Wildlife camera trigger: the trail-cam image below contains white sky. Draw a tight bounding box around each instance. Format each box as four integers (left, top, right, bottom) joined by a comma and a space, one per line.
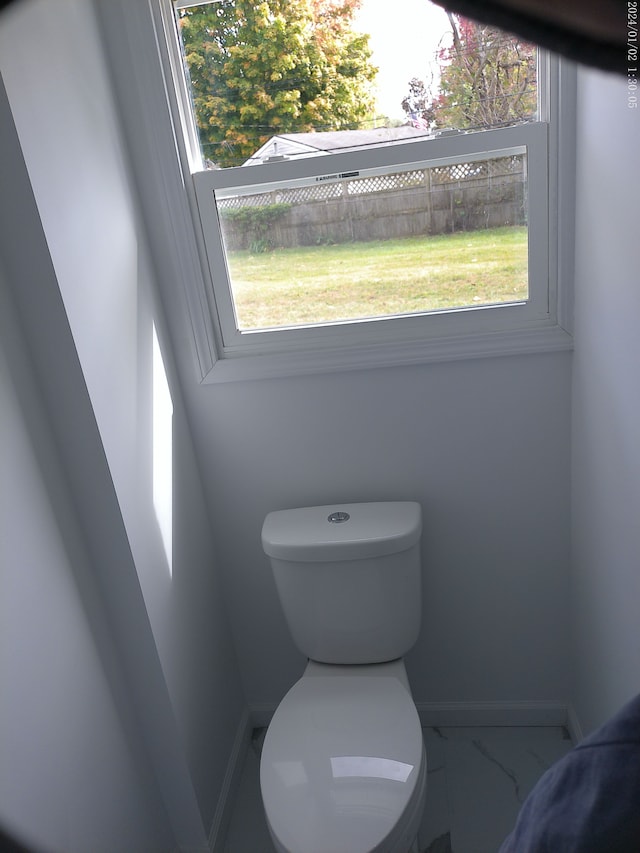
354, 0, 451, 121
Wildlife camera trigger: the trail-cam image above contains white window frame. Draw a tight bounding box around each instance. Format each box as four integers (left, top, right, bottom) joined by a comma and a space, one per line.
194, 127, 547, 356
107, 1, 575, 383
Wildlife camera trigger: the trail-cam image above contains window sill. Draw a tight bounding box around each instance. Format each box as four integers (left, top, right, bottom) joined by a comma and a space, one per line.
200, 322, 573, 383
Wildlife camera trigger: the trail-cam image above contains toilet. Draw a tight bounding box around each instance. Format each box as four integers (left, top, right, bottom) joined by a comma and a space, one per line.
260, 501, 426, 853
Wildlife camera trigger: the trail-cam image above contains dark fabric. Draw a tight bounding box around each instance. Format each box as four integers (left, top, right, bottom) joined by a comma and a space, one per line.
0, 826, 40, 853
433, 0, 628, 75
0, 0, 631, 75
500, 693, 640, 853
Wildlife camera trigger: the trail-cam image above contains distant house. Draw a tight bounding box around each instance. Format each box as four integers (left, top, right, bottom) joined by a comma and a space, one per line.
243, 126, 433, 165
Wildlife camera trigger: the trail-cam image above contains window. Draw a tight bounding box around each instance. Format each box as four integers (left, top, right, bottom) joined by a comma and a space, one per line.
215, 150, 530, 332
156, 1, 573, 379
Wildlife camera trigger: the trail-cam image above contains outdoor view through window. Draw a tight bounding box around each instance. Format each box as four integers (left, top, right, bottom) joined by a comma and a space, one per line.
175, 0, 538, 334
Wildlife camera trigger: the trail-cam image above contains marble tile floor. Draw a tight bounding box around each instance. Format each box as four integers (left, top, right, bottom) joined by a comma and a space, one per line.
223, 724, 573, 853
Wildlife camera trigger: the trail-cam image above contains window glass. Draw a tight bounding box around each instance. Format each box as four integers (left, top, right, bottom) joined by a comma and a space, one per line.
174, 0, 538, 169
216, 150, 529, 331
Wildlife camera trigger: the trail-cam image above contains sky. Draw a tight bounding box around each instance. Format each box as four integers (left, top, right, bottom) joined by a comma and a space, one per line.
353, 0, 451, 121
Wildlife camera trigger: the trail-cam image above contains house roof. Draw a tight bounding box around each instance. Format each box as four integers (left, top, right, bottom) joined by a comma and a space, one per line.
244, 126, 432, 165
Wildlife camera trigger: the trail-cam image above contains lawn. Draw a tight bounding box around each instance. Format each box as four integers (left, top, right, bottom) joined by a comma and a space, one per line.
226, 226, 528, 330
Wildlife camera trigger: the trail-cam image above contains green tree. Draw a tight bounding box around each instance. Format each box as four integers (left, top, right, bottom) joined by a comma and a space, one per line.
179, 0, 377, 167
433, 13, 537, 129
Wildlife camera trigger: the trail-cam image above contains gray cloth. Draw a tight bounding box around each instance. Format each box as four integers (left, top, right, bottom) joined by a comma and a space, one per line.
500, 693, 640, 852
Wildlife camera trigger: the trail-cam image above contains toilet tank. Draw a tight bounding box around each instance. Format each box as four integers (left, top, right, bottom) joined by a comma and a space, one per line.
261, 502, 422, 664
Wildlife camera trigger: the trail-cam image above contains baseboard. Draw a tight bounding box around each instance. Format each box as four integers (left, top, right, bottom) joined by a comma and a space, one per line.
251, 699, 569, 730
208, 707, 252, 853
416, 700, 569, 728
566, 703, 585, 744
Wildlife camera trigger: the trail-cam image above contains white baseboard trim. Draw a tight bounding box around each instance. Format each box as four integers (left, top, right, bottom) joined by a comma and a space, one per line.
250, 700, 569, 731
208, 707, 252, 853
416, 700, 568, 728
566, 703, 585, 744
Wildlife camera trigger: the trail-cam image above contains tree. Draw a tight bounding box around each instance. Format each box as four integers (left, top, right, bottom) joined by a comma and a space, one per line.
434, 14, 537, 129
179, 0, 377, 167
401, 14, 536, 132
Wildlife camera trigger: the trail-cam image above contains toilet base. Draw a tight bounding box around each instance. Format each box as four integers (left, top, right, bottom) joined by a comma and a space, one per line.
261, 660, 427, 853
263, 721, 427, 853
266, 827, 422, 853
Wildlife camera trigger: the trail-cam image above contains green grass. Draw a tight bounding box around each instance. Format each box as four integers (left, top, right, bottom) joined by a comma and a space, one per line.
227, 226, 528, 330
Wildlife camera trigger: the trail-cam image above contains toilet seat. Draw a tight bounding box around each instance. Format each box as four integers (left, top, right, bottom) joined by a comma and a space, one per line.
260, 674, 426, 853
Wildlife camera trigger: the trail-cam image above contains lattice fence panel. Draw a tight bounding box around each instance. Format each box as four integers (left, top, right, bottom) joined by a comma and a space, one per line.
488, 154, 523, 176
432, 161, 487, 183
346, 169, 425, 195
217, 154, 525, 210
277, 182, 343, 204
218, 193, 270, 210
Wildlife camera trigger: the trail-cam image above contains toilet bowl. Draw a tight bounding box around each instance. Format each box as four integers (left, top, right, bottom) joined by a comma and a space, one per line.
260, 660, 426, 853
260, 502, 425, 853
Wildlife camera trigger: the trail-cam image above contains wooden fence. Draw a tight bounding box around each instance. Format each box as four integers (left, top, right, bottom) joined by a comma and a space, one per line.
219, 154, 526, 251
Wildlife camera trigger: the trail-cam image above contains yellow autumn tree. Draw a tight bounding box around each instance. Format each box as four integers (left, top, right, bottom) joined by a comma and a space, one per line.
179, 0, 377, 167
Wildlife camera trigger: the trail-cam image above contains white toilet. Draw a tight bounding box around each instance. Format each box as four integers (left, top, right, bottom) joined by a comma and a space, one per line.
260, 501, 426, 853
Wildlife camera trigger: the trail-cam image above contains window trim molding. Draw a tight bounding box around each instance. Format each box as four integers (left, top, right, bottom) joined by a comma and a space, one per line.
93, 0, 218, 380
99, 0, 575, 384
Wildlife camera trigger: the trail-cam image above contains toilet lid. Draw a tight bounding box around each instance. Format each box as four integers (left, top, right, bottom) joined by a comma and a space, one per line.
260, 676, 424, 853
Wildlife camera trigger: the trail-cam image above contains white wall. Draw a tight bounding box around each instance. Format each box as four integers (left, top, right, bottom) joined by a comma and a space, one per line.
189, 351, 572, 712
570, 67, 640, 736
0, 0, 245, 843
68, 0, 573, 724
0, 268, 171, 852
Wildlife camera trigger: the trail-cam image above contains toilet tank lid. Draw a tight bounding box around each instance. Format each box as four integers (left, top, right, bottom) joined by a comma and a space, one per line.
262, 501, 421, 562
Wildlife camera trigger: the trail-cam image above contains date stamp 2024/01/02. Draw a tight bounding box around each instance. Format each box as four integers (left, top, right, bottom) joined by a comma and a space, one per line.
630, 1, 639, 108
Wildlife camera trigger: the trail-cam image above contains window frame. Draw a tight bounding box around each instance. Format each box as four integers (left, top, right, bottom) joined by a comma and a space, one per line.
126, 1, 575, 382
194, 125, 548, 355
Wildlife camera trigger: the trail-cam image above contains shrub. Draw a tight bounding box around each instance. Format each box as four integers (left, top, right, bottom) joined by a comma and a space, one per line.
219, 203, 292, 252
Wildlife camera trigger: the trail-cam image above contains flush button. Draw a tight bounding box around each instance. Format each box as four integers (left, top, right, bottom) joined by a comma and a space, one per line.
328, 511, 350, 523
